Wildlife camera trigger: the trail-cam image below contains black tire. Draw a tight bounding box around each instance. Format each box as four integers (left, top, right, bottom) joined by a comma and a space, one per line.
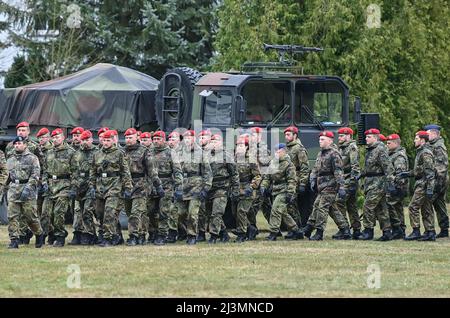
155, 67, 203, 132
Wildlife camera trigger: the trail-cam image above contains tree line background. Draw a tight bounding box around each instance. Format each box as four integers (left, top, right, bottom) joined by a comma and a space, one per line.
0, 0, 449, 158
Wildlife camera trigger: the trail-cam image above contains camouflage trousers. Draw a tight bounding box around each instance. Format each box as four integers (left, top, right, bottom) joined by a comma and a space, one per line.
80, 197, 96, 236
177, 199, 202, 237
335, 192, 361, 230
387, 194, 406, 230
287, 198, 301, 226
18, 193, 47, 236
362, 189, 391, 231
46, 196, 70, 238
72, 198, 84, 233
154, 196, 175, 237
8, 200, 43, 240
249, 194, 272, 226
142, 197, 159, 238
207, 196, 228, 236
95, 196, 121, 240
235, 197, 254, 234
198, 201, 211, 234
308, 192, 349, 231
409, 185, 435, 232
124, 197, 146, 238
433, 183, 449, 230
269, 193, 299, 234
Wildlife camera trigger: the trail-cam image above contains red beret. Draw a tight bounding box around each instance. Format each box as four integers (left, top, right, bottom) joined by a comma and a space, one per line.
168, 131, 180, 139
237, 136, 249, 145
110, 130, 118, 136
140, 132, 152, 139
387, 134, 400, 140
51, 128, 63, 137
364, 128, 380, 135
71, 127, 84, 135
250, 127, 263, 134
80, 130, 92, 140
102, 130, 114, 139
183, 130, 196, 137
137, 131, 142, 136
198, 129, 211, 137
416, 131, 429, 138
210, 134, 223, 141
36, 127, 50, 137
152, 130, 166, 139
337, 127, 354, 135
16, 121, 30, 129
319, 131, 334, 138
284, 126, 298, 134
379, 134, 387, 141
124, 128, 137, 136
98, 127, 109, 136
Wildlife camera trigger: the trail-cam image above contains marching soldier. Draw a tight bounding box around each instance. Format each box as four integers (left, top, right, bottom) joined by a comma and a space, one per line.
176, 130, 213, 245
302, 131, 350, 241
89, 129, 133, 247
151, 130, 183, 245
400, 131, 437, 241
0, 149, 7, 209
386, 134, 409, 239
424, 124, 449, 238
42, 128, 76, 247
5, 136, 44, 249
234, 135, 261, 243
197, 129, 213, 242
358, 128, 395, 241
260, 143, 303, 241
206, 134, 240, 243
335, 127, 361, 239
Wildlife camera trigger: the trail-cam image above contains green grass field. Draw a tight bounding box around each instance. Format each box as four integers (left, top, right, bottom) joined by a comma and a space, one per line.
1, 207, 450, 298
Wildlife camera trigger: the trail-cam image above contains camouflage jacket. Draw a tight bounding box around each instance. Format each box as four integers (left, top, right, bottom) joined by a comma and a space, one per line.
179, 144, 213, 200
338, 140, 360, 188
363, 141, 394, 192
89, 145, 133, 199
261, 154, 296, 196
208, 149, 240, 198
38, 141, 53, 174
0, 150, 7, 194
412, 144, 435, 192
249, 141, 271, 168
124, 143, 161, 199
286, 139, 310, 187
235, 151, 261, 197
310, 147, 344, 193
389, 146, 409, 191
428, 137, 449, 187
72, 144, 98, 196
5, 138, 43, 167
149, 144, 183, 194
6, 149, 40, 202
43, 142, 76, 198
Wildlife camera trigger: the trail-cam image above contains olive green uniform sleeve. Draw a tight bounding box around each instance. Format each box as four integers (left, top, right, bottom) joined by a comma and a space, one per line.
121, 152, 133, 192
296, 147, 310, 187
0, 150, 7, 186
433, 141, 448, 185
393, 154, 409, 187
201, 157, 213, 192
170, 149, 183, 190
145, 151, 162, 189
331, 151, 345, 189
286, 160, 297, 195
89, 152, 97, 190
379, 147, 394, 183
348, 143, 360, 187
423, 152, 436, 193
28, 154, 41, 189
250, 162, 262, 190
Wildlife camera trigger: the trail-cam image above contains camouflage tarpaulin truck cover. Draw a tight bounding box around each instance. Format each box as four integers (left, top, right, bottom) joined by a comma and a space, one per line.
0, 63, 159, 133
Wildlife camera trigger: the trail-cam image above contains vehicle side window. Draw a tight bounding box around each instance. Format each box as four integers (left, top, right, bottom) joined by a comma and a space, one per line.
203, 90, 233, 125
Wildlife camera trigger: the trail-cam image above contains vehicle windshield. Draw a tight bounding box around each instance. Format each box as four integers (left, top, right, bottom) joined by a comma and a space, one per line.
201, 90, 233, 125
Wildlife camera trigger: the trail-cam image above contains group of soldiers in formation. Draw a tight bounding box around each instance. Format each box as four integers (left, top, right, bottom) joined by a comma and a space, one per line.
0, 120, 448, 249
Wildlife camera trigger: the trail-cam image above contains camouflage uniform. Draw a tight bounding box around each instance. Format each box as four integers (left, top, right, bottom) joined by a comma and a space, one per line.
89, 144, 133, 242
261, 154, 299, 235
387, 146, 409, 231
206, 149, 240, 238
307, 146, 349, 232
428, 137, 449, 232
177, 143, 212, 241
408, 144, 436, 232
198, 145, 212, 237
72, 144, 97, 238
361, 141, 394, 232
0, 150, 8, 204
6, 149, 43, 240
285, 138, 310, 226
37, 141, 53, 236
69, 141, 83, 235
335, 140, 361, 231
151, 144, 183, 239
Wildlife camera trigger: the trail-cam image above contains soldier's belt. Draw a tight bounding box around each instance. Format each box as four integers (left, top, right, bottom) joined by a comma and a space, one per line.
12, 179, 29, 184
184, 172, 200, 178
131, 172, 146, 179
50, 174, 71, 180
213, 176, 229, 182
365, 172, 384, 177
97, 172, 120, 178
158, 172, 172, 179
318, 171, 333, 176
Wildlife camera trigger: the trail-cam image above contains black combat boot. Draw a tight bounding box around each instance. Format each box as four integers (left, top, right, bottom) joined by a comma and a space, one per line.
418, 230, 436, 241
404, 228, 421, 241
208, 233, 218, 244
68, 231, 82, 245
80, 233, 93, 245
293, 229, 304, 240
301, 224, 314, 238
391, 227, 405, 240
98, 238, 113, 247
436, 228, 449, 238
376, 229, 393, 241
309, 229, 324, 241
352, 229, 362, 240
8, 239, 19, 249
246, 225, 259, 240
265, 232, 278, 241
196, 231, 206, 242
276, 230, 283, 237
235, 233, 247, 243
285, 231, 297, 240
147, 232, 156, 244
126, 235, 138, 246
53, 236, 65, 247
219, 229, 230, 243
153, 235, 166, 246
35, 234, 44, 248
332, 227, 351, 240
112, 234, 124, 246
186, 235, 197, 245
358, 228, 374, 240
20, 229, 33, 245
166, 230, 178, 243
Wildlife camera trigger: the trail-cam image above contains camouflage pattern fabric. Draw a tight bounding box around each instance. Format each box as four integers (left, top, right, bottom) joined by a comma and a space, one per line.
95, 197, 121, 240
176, 199, 202, 237
36, 141, 53, 234
387, 146, 409, 229
0, 150, 7, 197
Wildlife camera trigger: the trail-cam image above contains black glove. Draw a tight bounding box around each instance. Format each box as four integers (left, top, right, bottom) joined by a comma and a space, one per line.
123, 190, 132, 199
231, 192, 240, 202
297, 185, 306, 194
174, 189, 183, 201
39, 183, 49, 195
397, 171, 410, 179
285, 193, 296, 205
199, 189, 208, 201
87, 187, 96, 199
310, 182, 317, 193
68, 188, 77, 200
426, 188, 434, 200
387, 183, 397, 196
348, 184, 357, 196
337, 188, 346, 201
156, 185, 165, 198
19, 185, 32, 201
260, 187, 267, 197
244, 186, 253, 197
